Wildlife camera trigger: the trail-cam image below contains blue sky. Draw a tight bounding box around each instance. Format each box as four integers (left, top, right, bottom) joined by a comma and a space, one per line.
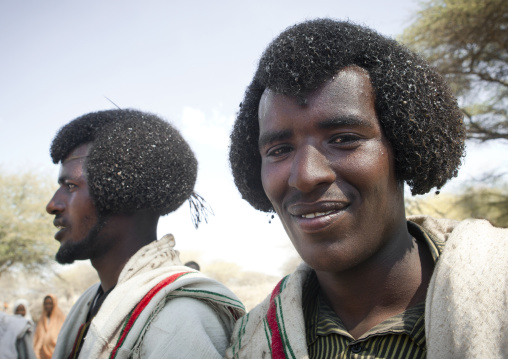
1, 0, 505, 275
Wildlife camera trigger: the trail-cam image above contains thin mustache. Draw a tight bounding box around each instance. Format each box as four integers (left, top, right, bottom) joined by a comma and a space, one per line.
53, 216, 67, 228
284, 190, 349, 208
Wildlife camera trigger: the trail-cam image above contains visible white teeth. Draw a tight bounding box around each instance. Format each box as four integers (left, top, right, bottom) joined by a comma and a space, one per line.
301, 210, 333, 219
56, 226, 65, 229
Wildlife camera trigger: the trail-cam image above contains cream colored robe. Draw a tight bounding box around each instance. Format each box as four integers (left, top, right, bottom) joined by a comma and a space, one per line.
53, 235, 244, 359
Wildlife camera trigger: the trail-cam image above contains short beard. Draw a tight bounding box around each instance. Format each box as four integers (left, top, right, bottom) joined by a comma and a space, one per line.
55, 215, 108, 265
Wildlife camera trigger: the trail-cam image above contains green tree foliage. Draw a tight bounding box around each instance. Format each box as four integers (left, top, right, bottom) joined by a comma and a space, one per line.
0, 170, 58, 275
401, 0, 508, 141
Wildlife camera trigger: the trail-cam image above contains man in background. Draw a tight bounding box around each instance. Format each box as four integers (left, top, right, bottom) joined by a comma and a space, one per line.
47, 109, 244, 358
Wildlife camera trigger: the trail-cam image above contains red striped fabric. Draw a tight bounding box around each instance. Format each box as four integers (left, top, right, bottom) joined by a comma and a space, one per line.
110, 271, 190, 358
267, 279, 285, 359
69, 322, 89, 359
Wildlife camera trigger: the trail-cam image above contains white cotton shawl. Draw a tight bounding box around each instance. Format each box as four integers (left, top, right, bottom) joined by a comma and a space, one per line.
53, 234, 244, 359
420, 216, 508, 358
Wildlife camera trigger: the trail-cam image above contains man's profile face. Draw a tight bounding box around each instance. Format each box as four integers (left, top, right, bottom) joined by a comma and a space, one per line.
258, 66, 405, 273
46, 143, 104, 264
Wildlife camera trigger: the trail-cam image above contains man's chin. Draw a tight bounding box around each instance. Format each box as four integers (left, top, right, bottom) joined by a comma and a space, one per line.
55, 248, 77, 264
55, 217, 107, 265
55, 243, 86, 264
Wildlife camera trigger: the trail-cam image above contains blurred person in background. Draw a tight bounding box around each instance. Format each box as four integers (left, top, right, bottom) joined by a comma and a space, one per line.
33, 294, 65, 359
0, 311, 36, 359
184, 261, 200, 271
13, 299, 34, 327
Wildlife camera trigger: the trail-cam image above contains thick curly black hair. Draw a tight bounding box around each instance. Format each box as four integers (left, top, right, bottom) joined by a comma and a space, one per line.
50, 109, 198, 216
229, 19, 465, 212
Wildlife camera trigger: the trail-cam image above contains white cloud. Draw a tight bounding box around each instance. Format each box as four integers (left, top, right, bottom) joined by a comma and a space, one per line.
180, 106, 233, 151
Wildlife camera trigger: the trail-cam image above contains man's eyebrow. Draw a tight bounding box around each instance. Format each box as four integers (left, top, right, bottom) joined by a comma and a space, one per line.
57, 176, 67, 185
58, 173, 80, 184
62, 154, 88, 164
318, 116, 374, 129
258, 129, 293, 149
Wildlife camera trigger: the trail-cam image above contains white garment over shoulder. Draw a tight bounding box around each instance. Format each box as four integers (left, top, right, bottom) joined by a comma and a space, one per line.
53, 235, 244, 359
138, 297, 232, 359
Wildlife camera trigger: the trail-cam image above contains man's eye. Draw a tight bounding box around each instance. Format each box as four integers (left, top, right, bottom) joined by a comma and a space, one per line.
267, 146, 291, 157
332, 134, 360, 144
66, 183, 77, 190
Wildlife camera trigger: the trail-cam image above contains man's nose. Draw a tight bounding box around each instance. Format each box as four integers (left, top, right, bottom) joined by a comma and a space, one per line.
288, 145, 336, 193
46, 190, 64, 215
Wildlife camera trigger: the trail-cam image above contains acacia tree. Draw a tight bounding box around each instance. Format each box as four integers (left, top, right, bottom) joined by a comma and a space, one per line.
401, 0, 508, 141
0, 170, 58, 275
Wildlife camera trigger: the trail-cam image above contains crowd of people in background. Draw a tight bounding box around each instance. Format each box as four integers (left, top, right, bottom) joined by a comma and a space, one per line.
0, 295, 65, 359
0, 259, 202, 359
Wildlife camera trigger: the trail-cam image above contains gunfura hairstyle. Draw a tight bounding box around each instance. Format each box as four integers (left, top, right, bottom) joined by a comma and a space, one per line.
50, 109, 205, 222
229, 19, 466, 212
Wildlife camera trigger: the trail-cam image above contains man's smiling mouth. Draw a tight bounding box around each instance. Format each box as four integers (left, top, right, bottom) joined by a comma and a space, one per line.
300, 210, 335, 219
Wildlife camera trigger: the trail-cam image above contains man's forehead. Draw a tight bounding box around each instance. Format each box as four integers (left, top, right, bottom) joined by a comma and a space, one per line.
259, 66, 372, 113
258, 67, 374, 119
62, 143, 92, 164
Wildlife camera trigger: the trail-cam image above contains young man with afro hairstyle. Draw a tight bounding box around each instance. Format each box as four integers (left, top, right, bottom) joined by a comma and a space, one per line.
46, 109, 244, 359
226, 19, 508, 358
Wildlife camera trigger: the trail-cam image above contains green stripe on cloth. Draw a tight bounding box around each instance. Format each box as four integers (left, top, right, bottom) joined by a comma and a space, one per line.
174, 288, 245, 309
263, 317, 273, 357
275, 295, 296, 359
232, 312, 250, 358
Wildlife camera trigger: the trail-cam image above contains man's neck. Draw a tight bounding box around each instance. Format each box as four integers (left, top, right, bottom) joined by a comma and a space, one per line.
315, 223, 434, 339
91, 213, 159, 292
